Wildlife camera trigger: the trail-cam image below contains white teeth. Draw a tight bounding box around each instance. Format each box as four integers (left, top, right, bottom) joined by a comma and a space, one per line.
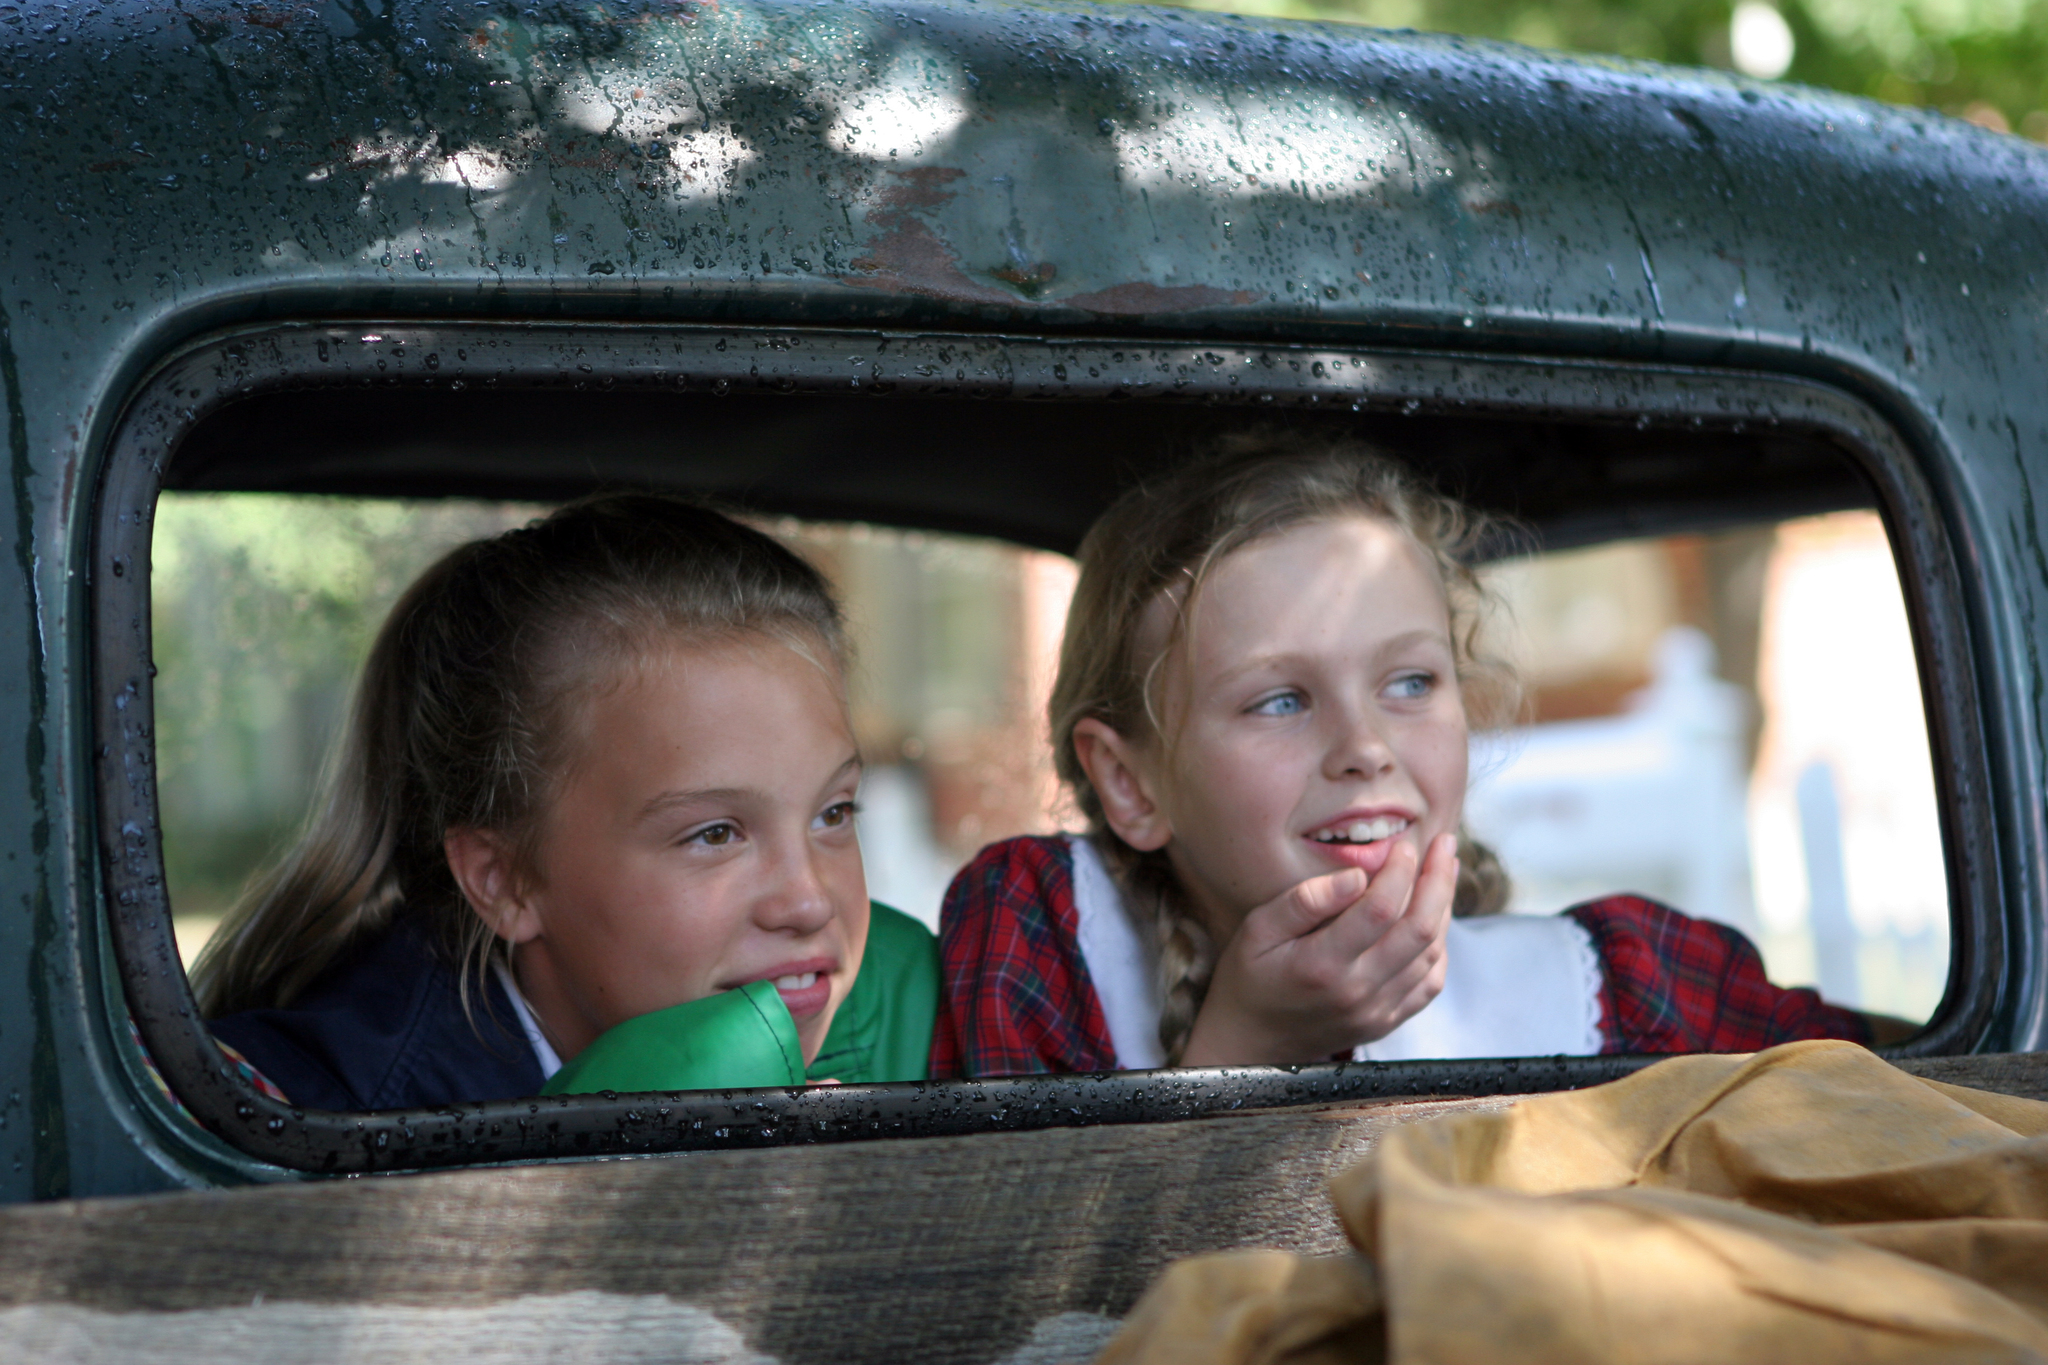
774, 972, 818, 991
1312, 816, 1410, 844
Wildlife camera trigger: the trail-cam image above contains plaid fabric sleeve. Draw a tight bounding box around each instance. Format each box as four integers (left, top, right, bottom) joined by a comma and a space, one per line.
129, 1016, 292, 1116
1567, 896, 1874, 1054
928, 836, 1118, 1079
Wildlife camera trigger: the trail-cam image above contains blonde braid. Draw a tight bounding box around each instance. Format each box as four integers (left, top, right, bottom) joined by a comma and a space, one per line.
1093, 838, 1215, 1064
1456, 830, 1511, 917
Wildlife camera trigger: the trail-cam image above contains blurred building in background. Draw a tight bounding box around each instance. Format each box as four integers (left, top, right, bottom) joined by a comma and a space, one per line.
767, 521, 1076, 930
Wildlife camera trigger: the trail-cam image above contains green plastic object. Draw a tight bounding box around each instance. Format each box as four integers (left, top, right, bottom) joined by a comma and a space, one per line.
541, 904, 937, 1096
542, 980, 804, 1096
807, 903, 940, 1086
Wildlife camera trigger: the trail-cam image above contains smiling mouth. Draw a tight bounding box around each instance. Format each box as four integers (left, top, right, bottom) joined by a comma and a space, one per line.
747, 963, 836, 1022
1310, 815, 1412, 845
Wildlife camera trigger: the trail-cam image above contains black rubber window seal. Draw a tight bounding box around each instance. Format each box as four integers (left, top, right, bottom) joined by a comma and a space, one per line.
92, 321, 2001, 1174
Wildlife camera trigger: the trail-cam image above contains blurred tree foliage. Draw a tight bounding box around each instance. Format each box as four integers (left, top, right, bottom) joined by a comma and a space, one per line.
153, 497, 542, 920
1136, 0, 2048, 138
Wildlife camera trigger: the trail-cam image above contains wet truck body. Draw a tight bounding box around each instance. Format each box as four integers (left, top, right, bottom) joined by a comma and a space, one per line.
0, 0, 2044, 1358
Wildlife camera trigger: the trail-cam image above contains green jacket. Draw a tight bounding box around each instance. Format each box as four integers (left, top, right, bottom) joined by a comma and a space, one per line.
541, 903, 937, 1095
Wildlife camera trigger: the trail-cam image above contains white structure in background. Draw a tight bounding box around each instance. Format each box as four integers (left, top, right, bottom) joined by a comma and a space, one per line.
1746, 513, 1948, 1021
857, 765, 960, 931
1466, 626, 1760, 938
1795, 759, 1862, 1006
1468, 513, 1949, 1023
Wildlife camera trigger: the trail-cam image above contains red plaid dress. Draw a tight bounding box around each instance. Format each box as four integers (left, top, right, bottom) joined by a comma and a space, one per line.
928, 836, 1872, 1079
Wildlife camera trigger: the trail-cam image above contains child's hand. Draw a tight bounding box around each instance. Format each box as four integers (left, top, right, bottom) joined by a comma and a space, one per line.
1179, 832, 1456, 1067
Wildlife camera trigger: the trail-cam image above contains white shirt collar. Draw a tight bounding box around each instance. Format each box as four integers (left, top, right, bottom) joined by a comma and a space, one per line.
494, 961, 563, 1080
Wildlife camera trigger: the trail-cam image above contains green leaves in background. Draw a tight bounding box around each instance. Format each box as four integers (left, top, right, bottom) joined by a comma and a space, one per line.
153, 497, 542, 919
1142, 0, 2048, 136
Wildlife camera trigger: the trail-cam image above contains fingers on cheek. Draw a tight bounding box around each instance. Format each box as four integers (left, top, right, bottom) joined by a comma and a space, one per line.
1289, 882, 1331, 922
1402, 975, 1444, 1022
1395, 949, 1438, 999
1392, 949, 1441, 1015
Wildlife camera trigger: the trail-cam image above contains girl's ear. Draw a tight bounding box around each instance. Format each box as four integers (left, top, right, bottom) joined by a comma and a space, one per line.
443, 828, 543, 945
1072, 718, 1172, 852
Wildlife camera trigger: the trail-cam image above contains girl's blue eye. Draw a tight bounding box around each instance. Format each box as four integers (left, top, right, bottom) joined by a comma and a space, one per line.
1250, 691, 1306, 717
1387, 672, 1435, 700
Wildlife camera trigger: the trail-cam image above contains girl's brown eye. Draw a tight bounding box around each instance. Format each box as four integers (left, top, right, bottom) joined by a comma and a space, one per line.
697, 823, 736, 846
817, 802, 858, 829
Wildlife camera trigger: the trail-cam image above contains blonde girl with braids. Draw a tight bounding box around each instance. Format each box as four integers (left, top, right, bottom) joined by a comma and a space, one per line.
929, 438, 1877, 1077
200, 494, 937, 1109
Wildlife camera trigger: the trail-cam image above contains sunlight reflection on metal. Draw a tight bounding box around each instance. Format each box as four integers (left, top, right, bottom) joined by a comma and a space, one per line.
825, 47, 975, 161
1110, 88, 1445, 201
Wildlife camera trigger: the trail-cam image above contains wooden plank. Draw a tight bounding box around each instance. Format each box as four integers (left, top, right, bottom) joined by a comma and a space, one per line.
0, 1053, 2038, 1364
0, 1094, 1500, 1365
1892, 1050, 2048, 1100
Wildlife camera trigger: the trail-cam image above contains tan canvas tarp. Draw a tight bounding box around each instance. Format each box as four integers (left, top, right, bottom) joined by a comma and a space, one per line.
1099, 1040, 2048, 1365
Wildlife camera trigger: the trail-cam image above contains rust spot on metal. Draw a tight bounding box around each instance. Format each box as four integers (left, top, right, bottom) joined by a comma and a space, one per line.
990, 262, 1057, 294
845, 168, 1014, 306
875, 166, 968, 211
1063, 282, 1258, 315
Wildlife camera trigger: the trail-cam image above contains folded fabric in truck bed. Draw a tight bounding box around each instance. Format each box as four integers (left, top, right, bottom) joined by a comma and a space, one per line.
1100, 1039, 2048, 1365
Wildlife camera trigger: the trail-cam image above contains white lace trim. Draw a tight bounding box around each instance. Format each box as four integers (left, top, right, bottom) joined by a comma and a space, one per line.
1356, 912, 1603, 1061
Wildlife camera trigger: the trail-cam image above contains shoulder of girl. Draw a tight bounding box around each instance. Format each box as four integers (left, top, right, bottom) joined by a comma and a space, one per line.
997, 833, 1075, 865
866, 900, 938, 959
1562, 893, 1757, 961
806, 903, 939, 1085
851, 902, 938, 1013
948, 833, 1077, 894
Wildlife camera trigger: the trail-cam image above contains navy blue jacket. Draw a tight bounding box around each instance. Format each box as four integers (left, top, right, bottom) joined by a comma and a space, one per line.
210, 920, 543, 1111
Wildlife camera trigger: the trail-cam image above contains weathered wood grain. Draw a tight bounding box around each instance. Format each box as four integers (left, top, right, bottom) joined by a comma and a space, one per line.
1892, 1050, 2048, 1100
0, 1053, 2038, 1365
0, 1094, 1499, 1365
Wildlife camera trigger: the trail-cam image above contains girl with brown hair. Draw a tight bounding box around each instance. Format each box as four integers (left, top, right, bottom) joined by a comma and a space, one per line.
198, 494, 936, 1109
930, 437, 1874, 1077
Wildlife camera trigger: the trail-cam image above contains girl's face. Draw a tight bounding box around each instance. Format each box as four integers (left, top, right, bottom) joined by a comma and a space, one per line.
451, 635, 868, 1066
1093, 515, 1469, 942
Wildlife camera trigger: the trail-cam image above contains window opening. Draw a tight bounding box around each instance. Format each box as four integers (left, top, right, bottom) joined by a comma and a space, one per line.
160, 502, 1946, 1035
96, 324, 1997, 1172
